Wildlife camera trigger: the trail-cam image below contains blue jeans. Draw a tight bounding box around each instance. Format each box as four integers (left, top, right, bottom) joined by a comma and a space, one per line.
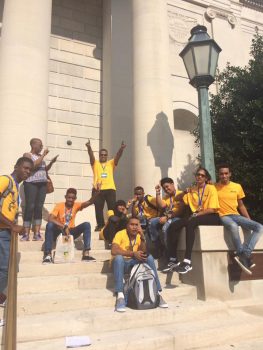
113, 254, 162, 293
220, 215, 263, 257
0, 229, 11, 294
148, 217, 181, 246
44, 222, 91, 254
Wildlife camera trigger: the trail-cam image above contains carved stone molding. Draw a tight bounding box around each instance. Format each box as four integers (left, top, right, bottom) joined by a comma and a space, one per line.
205, 7, 237, 28
168, 11, 197, 45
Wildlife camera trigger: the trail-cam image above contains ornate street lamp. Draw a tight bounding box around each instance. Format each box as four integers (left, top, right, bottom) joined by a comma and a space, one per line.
179, 25, 221, 181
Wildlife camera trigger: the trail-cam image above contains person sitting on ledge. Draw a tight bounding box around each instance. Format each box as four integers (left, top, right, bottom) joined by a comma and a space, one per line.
111, 216, 168, 312
163, 167, 221, 274
215, 164, 263, 275
130, 186, 159, 230
42, 185, 100, 264
100, 200, 129, 246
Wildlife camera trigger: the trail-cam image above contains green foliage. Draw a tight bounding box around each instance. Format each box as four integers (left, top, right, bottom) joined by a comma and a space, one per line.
209, 31, 263, 223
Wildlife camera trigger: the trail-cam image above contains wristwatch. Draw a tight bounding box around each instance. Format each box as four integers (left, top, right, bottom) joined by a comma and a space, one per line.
192, 212, 198, 217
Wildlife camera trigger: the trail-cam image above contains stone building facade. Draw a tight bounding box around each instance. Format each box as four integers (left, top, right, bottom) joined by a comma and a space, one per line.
0, 0, 262, 224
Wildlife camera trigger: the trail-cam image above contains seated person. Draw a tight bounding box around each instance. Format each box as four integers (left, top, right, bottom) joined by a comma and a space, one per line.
100, 200, 129, 244
42, 186, 100, 264
111, 217, 168, 312
163, 167, 221, 274
131, 186, 159, 229
148, 177, 185, 246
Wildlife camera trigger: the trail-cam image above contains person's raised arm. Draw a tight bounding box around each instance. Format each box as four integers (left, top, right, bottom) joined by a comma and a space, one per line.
24, 149, 49, 170
81, 183, 101, 209
85, 139, 95, 166
155, 184, 166, 209
114, 141, 126, 166
238, 199, 250, 219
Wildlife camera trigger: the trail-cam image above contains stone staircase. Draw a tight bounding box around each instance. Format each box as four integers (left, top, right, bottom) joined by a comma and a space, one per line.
1, 233, 263, 349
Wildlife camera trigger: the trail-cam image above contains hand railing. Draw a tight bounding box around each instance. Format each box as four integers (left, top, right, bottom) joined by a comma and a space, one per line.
3, 231, 18, 349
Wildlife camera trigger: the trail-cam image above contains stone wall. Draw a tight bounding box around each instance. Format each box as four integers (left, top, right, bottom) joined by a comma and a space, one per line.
46, 0, 102, 223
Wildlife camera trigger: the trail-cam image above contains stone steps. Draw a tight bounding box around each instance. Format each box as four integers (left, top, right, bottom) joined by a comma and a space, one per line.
8, 301, 263, 350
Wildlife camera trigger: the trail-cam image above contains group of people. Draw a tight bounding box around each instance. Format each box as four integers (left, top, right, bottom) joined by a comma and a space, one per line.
0, 138, 262, 314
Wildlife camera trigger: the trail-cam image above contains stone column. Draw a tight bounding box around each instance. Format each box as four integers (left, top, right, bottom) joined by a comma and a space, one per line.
0, 0, 52, 172
132, 0, 174, 192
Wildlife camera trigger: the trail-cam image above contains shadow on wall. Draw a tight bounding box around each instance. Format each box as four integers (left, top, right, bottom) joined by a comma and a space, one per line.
147, 112, 174, 179
176, 154, 198, 189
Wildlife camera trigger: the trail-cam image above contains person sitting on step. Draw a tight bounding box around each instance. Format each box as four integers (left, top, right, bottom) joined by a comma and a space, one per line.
112, 216, 168, 312
100, 200, 129, 246
42, 185, 100, 264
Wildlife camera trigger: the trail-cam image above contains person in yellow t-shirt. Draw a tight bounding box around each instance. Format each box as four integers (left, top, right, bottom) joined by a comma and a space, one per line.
148, 177, 185, 248
215, 164, 263, 274
0, 157, 33, 305
162, 167, 221, 275
86, 139, 126, 231
111, 217, 167, 312
131, 186, 159, 230
42, 185, 100, 264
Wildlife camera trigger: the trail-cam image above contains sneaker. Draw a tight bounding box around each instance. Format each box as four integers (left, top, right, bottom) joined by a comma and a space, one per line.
248, 257, 256, 269
42, 254, 53, 264
82, 255, 96, 262
20, 234, 30, 241
115, 297, 126, 312
33, 233, 43, 241
162, 259, 180, 273
175, 261, 192, 274
158, 294, 168, 308
234, 253, 252, 275
95, 225, 104, 232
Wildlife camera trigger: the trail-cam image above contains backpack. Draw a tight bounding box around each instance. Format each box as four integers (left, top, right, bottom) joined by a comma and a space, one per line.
0, 176, 15, 213
124, 263, 160, 310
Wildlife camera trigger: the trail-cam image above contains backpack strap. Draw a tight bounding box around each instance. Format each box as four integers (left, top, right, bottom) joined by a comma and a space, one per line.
0, 176, 14, 212
144, 195, 157, 211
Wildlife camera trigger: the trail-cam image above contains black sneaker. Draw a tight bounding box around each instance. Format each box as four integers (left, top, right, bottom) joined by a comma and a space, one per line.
162, 259, 180, 273
95, 225, 104, 232
175, 261, 192, 274
82, 255, 96, 262
234, 253, 252, 275
248, 257, 256, 269
42, 254, 53, 264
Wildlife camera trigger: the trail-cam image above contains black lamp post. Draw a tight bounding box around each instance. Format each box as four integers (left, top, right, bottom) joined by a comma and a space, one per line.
179, 25, 221, 180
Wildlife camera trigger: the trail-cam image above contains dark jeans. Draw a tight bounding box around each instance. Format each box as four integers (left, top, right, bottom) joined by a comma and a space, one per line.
0, 229, 10, 294
103, 216, 128, 243
44, 222, 91, 254
23, 181, 47, 228
93, 189, 116, 227
167, 213, 221, 260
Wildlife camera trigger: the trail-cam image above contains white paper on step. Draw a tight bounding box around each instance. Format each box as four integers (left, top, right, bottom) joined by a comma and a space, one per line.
65, 336, 91, 348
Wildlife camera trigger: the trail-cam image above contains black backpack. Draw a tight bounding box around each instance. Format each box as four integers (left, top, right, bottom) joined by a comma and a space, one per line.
124, 263, 160, 310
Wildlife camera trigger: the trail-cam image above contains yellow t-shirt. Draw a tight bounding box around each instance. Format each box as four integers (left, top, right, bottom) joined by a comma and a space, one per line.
183, 184, 219, 213
134, 195, 159, 219
163, 190, 183, 216
0, 176, 19, 229
112, 229, 141, 253
92, 159, 116, 190
215, 181, 245, 216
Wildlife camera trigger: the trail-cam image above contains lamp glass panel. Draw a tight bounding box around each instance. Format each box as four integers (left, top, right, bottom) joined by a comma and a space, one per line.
193, 45, 210, 75
182, 48, 196, 80
209, 45, 219, 77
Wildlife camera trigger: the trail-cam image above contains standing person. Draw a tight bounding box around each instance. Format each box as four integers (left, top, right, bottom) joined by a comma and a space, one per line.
215, 164, 263, 274
163, 167, 221, 274
111, 217, 168, 312
0, 157, 33, 305
21, 138, 58, 241
42, 185, 100, 264
86, 140, 126, 231
149, 178, 185, 246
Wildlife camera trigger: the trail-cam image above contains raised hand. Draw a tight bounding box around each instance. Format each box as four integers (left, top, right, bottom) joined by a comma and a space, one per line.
120, 141, 126, 150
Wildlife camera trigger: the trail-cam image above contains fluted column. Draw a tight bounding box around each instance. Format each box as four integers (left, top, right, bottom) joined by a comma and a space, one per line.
0, 0, 52, 172
132, 0, 174, 191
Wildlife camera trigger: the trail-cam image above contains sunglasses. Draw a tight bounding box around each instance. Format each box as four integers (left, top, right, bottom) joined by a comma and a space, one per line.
196, 173, 206, 178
